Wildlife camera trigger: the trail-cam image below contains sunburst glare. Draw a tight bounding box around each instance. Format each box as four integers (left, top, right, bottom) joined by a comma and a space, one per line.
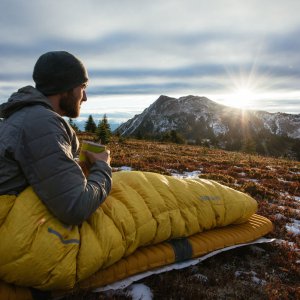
222, 66, 265, 110
230, 86, 257, 108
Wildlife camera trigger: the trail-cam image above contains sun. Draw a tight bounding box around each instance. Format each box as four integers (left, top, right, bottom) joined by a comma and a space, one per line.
222, 67, 265, 109
223, 82, 259, 109
233, 86, 256, 102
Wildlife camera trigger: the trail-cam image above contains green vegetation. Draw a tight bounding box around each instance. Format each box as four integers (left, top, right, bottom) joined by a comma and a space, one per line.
96, 114, 111, 144
84, 115, 97, 133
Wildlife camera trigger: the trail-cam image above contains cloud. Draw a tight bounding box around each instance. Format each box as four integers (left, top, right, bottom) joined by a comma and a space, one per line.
0, 0, 299, 114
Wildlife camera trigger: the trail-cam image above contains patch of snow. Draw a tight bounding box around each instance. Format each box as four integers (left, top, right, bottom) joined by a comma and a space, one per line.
294, 196, 300, 202
114, 166, 133, 172
191, 273, 209, 283
275, 239, 300, 251
238, 172, 247, 177
278, 178, 289, 183
235, 271, 266, 285
170, 170, 202, 179
252, 275, 267, 285
211, 121, 227, 135
127, 284, 153, 300
277, 206, 286, 211
286, 219, 300, 235
275, 213, 286, 220
280, 192, 290, 197
266, 165, 276, 171
122, 114, 145, 136
246, 179, 260, 183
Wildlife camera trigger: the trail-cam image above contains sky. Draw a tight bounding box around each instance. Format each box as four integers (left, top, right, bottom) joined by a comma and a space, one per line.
0, 0, 300, 125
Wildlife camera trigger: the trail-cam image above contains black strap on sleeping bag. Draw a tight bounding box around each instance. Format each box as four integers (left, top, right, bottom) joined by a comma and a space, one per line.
168, 238, 193, 262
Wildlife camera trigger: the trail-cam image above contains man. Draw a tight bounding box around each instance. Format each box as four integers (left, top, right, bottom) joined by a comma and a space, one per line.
0, 51, 112, 225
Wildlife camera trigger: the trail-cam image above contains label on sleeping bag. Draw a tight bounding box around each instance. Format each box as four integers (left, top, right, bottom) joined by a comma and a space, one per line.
199, 195, 221, 201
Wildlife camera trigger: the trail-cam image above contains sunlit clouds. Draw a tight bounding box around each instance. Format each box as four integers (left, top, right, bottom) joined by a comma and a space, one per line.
0, 0, 300, 124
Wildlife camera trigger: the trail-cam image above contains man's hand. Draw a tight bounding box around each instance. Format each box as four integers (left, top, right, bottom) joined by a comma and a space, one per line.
85, 149, 111, 166
79, 150, 111, 176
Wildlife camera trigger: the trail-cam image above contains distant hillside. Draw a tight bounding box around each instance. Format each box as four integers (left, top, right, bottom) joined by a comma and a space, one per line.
115, 95, 300, 159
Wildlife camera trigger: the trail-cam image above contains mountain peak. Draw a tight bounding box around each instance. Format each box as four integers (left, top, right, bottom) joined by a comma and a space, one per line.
115, 94, 300, 159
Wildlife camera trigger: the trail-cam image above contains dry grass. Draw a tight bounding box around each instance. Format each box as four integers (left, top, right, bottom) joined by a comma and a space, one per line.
66, 136, 300, 300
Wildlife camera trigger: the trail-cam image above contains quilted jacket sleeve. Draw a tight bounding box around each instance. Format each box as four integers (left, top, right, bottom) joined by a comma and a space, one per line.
15, 108, 112, 225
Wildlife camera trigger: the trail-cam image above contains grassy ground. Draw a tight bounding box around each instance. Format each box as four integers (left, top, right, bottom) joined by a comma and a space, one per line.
65, 137, 300, 299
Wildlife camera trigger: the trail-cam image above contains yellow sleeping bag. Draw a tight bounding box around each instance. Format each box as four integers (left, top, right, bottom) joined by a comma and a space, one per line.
0, 171, 258, 290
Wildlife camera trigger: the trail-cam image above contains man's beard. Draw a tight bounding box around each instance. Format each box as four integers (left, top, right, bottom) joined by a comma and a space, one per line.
59, 90, 80, 118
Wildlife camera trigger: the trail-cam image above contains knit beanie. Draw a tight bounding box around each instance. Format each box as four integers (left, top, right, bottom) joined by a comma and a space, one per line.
33, 51, 88, 95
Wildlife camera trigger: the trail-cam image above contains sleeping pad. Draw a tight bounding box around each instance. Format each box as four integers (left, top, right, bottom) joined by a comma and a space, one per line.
0, 171, 271, 294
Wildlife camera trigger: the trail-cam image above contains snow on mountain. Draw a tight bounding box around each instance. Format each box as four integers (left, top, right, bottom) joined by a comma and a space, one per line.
254, 111, 300, 139
116, 95, 300, 140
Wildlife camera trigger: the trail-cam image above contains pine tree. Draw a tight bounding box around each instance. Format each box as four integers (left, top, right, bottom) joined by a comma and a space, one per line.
97, 114, 111, 144
84, 115, 97, 133
68, 118, 80, 133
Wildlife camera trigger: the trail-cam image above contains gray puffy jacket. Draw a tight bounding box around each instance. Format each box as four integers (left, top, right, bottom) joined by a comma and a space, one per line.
0, 86, 112, 225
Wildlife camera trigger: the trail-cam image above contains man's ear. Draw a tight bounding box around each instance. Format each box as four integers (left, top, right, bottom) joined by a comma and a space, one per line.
46, 93, 64, 115
58, 91, 68, 99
